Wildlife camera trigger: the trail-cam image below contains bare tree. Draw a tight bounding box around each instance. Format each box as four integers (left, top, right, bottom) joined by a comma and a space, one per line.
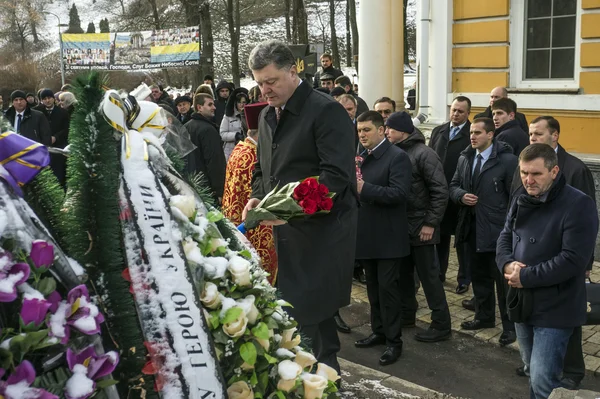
345, 0, 351, 66
328, 0, 339, 69
284, 0, 291, 42
199, 0, 215, 81
292, 0, 308, 44
347, 0, 358, 70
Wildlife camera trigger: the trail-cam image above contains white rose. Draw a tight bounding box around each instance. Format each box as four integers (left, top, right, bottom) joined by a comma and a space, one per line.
210, 238, 228, 252
182, 239, 202, 265
277, 360, 302, 392
227, 381, 253, 399
241, 361, 254, 371
236, 295, 259, 324
228, 256, 252, 287
170, 195, 196, 219
295, 350, 317, 369
302, 373, 328, 399
316, 362, 340, 382
200, 282, 221, 309
281, 327, 302, 350
222, 310, 248, 338
256, 337, 270, 351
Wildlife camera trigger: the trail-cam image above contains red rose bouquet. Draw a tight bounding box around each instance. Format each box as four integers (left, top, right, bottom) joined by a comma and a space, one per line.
242, 177, 335, 230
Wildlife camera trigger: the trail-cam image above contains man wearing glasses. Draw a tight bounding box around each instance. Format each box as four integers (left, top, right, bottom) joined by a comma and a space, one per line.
374, 97, 395, 123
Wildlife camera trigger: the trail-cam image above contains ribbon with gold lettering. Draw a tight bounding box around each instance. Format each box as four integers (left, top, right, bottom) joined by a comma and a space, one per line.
0, 132, 50, 195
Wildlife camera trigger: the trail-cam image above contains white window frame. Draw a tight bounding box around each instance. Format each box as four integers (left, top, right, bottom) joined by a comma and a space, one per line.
509, 0, 581, 89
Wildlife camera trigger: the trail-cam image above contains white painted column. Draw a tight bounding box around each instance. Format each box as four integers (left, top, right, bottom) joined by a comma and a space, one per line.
427, 0, 453, 124
391, 0, 405, 110
358, 0, 392, 111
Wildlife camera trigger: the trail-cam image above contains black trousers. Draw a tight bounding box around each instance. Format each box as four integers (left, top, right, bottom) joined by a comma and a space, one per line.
438, 233, 471, 285
299, 315, 341, 373
399, 245, 452, 330
467, 231, 513, 331
563, 326, 585, 383
361, 258, 403, 346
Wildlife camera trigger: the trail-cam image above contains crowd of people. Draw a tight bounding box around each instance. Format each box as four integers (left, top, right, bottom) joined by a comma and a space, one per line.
3, 40, 598, 399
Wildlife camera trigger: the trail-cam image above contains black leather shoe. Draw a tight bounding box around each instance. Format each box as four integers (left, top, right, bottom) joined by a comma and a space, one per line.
414, 328, 451, 343
379, 345, 402, 366
355, 334, 386, 348
334, 311, 351, 334
455, 284, 469, 294
462, 297, 475, 311
561, 377, 581, 390
499, 330, 516, 346
460, 319, 495, 330
516, 365, 529, 377
401, 319, 416, 328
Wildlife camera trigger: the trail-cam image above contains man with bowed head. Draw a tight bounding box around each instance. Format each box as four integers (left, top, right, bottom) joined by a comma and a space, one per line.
242, 40, 358, 374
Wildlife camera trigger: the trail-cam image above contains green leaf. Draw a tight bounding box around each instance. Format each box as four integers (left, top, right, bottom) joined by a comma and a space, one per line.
207, 210, 223, 223
240, 342, 257, 366
276, 391, 286, 399
263, 353, 278, 364
26, 329, 49, 348
213, 329, 230, 345
251, 322, 270, 340
238, 249, 252, 260
37, 277, 57, 296
0, 348, 13, 370
209, 311, 220, 330
258, 371, 269, 391
264, 316, 279, 330
249, 370, 258, 386
96, 379, 119, 389
32, 367, 71, 395
221, 307, 243, 324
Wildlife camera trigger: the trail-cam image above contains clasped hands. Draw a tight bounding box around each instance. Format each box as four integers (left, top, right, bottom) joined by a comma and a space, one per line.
504, 261, 526, 288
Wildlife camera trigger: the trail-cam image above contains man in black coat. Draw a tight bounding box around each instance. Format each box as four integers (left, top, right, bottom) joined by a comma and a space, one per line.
511, 116, 597, 388
475, 86, 528, 132
334, 75, 369, 117
353, 111, 411, 366
312, 53, 343, 89
387, 112, 452, 343
449, 117, 518, 346
492, 98, 529, 156
428, 96, 472, 293
214, 80, 232, 128
184, 93, 226, 202
5, 90, 52, 146
243, 41, 358, 373
150, 84, 175, 111
497, 144, 598, 399
34, 89, 70, 185
174, 95, 193, 124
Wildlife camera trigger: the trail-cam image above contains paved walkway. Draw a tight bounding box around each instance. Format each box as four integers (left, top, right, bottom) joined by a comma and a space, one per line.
350, 249, 600, 375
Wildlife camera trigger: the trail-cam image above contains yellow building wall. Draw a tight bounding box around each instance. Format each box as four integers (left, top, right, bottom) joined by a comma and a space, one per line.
452, 0, 600, 154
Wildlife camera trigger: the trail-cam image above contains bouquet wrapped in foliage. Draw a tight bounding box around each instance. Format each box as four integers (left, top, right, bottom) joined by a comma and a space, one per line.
241, 177, 335, 231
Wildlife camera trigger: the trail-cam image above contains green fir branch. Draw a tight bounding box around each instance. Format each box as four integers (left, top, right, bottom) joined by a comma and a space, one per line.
185, 171, 217, 209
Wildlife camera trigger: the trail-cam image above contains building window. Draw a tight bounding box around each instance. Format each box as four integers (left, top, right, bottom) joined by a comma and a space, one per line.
524, 0, 577, 79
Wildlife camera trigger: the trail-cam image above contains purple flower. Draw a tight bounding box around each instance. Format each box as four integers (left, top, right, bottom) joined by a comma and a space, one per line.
0, 361, 58, 399
0, 255, 30, 302
65, 346, 119, 399
21, 298, 52, 327
47, 291, 61, 313
48, 285, 105, 343
30, 241, 54, 269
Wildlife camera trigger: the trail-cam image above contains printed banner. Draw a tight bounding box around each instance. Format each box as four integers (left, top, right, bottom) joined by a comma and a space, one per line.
62, 27, 201, 71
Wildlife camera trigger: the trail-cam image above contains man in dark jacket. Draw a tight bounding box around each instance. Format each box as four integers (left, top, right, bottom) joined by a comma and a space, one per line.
386, 112, 452, 343
214, 80, 232, 128
243, 41, 358, 374
497, 144, 598, 399
353, 111, 411, 366
184, 93, 226, 202
511, 116, 597, 388
150, 84, 175, 111
335, 75, 369, 116
5, 90, 52, 146
174, 95, 193, 124
492, 98, 529, 156
449, 117, 518, 346
312, 53, 343, 89
428, 96, 472, 293
34, 88, 70, 185
475, 86, 528, 131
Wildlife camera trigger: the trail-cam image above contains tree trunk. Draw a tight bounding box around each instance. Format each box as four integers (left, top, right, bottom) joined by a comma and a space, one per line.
403, 0, 409, 66
329, 0, 340, 69
284, 0, 292, 42
227, 0, 241, 87
345, 0, 351, 67
25, 0, 39, 43
147, 0, 171, 85
293, 0, 308, 45
199, 1, 215, 80
348, 0, 358, 71
179, 0, 202, 89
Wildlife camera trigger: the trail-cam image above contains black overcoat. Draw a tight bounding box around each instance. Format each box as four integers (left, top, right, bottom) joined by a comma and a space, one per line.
355, 139, 412, 259
4, 106, 52, 146
251, 80, 358, 326
428, 121, 471, 234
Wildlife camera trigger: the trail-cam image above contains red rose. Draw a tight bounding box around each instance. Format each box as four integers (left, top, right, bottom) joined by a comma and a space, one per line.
293, 183, 311, 200
319, 197, 333, 211
307, 190, 322, 203
317, 184, 329, 197
303, 177, 319, 191
300, 198, 318, 214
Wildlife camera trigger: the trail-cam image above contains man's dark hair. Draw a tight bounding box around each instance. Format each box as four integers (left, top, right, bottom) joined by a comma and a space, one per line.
531, 115, 560, 135
320, 53, 332, 61
338, 94, 357, 106
473, 117, 495, 135
374, 96, 396, 110
193, 93, 213, 110
453, 95, 472, 112
519, 143, 558, 171
356, 110, 384, 129
248, 40, 296, 71
335, 75, 352, 88
491, 97, 517, 114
